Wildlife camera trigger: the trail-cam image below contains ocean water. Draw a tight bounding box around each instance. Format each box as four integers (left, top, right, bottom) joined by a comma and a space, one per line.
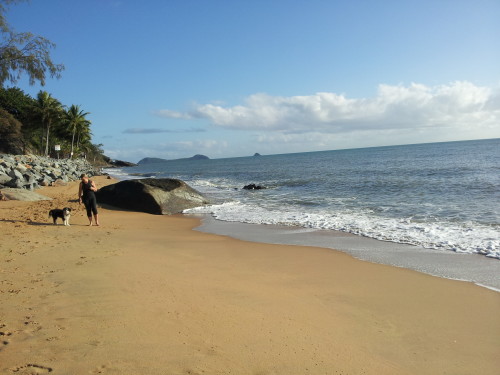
105, 138, 500, 289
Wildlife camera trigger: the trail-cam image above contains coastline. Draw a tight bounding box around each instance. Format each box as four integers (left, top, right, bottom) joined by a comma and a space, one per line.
193, 216, 500, 292
1, 178, 499, 374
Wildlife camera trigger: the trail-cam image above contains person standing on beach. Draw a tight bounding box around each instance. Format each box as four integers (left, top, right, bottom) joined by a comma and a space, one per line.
78, 174, 100, 226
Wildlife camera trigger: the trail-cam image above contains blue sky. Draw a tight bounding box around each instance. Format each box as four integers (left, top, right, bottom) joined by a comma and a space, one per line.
7, 0, 500, 162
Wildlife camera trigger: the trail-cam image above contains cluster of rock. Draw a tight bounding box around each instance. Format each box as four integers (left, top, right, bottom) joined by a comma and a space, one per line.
0, 154, 100, 190
243, 183, 266, 190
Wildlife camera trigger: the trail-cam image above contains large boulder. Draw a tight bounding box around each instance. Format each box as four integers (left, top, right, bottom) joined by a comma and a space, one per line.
0, 188, 51, 201
95, 178, 209, 215
0, 172, 10, 185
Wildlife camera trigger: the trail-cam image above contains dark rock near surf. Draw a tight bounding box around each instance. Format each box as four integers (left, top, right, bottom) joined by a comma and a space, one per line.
253, 153, 261, 157
95, 178, 209, 215
243, 184, 266, 190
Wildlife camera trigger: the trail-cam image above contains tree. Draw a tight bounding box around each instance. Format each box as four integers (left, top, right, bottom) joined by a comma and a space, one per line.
0, 86, 36, 152
0, 107, 22, 153
32, 90, 62, 156
63, 104, 90, 158
0, 86, 32, 118
0, 0, 64, 86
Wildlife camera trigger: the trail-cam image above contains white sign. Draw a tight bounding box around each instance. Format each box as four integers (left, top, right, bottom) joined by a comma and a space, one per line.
54, 145, 61, 151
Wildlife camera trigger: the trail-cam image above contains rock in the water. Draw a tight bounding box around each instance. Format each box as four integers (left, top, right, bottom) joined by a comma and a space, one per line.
243, 183, 266, 190
95, 178, 209, 215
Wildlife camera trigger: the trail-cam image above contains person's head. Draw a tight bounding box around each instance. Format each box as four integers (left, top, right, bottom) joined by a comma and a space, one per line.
80, 174, 89, 183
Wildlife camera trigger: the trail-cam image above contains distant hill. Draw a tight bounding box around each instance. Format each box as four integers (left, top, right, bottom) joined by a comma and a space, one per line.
110, 159, 137, 167
190, 154, 210, 160
138, 154, 209, 165
137, 157, 168, 164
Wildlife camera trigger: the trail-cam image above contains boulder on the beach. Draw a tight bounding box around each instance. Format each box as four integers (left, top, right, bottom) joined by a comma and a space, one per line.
95, 178, 209, 215
0, 172, 11, 185
0, 188, 51, 201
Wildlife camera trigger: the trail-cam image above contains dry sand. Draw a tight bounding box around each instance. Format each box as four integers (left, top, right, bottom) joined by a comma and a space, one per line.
1, 177, 499, 375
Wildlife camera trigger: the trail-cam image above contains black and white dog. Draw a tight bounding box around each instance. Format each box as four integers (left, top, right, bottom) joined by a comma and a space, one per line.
48, 207, 72, 226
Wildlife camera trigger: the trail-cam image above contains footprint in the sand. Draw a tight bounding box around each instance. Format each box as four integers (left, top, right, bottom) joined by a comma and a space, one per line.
90, 365, 107, 374
0, 326, 13, 351
9, 364, 53, 373
23, 317, 42, 333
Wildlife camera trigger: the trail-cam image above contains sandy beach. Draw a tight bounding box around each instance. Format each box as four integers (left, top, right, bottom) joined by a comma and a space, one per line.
1, 177, 499, 375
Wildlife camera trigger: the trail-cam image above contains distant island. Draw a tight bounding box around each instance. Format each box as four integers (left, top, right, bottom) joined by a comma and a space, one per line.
138, 154, 209, 165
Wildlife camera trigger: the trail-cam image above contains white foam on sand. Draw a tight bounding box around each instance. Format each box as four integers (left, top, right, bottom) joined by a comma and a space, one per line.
185, 202, 500, 259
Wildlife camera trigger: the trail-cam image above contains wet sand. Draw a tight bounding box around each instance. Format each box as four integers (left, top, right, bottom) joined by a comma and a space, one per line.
194, 217, 500, 291
1, 177, 499, 374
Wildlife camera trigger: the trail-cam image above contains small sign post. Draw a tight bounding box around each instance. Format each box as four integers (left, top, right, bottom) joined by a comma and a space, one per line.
54, 145, 61, 159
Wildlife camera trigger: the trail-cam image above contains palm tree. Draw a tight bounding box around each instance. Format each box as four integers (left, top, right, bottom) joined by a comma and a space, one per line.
63, 104, 91, 158
33, 91, 63, 156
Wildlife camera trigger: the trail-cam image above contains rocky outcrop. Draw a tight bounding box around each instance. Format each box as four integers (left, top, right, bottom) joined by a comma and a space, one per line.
108, 159, 137, 167
0, 154, 100, 190
243, 184, 266, 190
95, 178, 209, 215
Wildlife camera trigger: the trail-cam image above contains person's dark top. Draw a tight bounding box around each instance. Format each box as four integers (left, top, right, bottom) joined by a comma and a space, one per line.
81, 179, 95, 200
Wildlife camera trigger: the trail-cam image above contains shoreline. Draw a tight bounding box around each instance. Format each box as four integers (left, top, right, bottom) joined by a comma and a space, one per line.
1, 178, 499, 374
193, 215, 500, 292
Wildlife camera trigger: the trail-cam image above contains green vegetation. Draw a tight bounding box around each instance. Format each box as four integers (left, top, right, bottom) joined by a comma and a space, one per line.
0, 1, 107, 165
0, 86, 107, 164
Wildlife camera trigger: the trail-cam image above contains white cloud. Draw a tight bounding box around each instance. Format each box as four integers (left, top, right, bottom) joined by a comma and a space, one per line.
122, 127, 205, 134
154, 109, 193, 119
158, 81, 500, 135
108, 82, 500, 162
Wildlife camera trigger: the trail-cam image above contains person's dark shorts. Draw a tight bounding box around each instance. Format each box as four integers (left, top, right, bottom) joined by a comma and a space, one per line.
83, 194, 98, 216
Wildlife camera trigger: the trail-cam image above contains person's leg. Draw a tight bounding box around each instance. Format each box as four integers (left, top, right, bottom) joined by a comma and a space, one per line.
84, 201, 93, 226
91, 196, 99, 226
